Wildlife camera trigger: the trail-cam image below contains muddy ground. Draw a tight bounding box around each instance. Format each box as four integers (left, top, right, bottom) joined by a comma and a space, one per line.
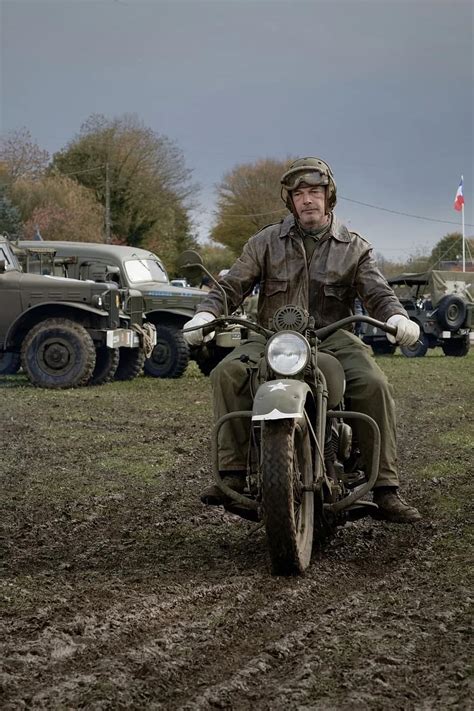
1, 353, 472, 710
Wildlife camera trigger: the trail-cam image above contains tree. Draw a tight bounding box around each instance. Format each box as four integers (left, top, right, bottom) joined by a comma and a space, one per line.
429, 232, 474, 267
198, 243, 236, 277
0, 128, 49, 180
11, 174, 105, 242
211, 158, 290, 256
0, 187, 22, 236
51, 113, 196, 250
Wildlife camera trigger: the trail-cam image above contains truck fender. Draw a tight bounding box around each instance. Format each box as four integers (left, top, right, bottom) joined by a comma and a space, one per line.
252, 379, 314, 421
145, 308, 195, 323
5, 302, 108, 349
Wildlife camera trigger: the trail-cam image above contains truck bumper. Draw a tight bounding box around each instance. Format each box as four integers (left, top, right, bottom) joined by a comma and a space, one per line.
105, 328, 141, 348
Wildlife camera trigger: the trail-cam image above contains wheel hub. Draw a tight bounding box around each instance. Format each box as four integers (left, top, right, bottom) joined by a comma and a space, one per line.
152, 341, 171, 365
40, 339, 73, 372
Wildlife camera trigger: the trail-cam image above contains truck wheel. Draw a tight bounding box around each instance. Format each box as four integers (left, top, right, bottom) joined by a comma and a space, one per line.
114, 347, 145, 381
441, 336, 470, 357
143, 325, 190, 378
0, 351, 21, 375
89, 346, 120, 385
370, 342, 397, 356
437, 295, 467, 331
400, 333, 429, 358
21, 318, 96, 389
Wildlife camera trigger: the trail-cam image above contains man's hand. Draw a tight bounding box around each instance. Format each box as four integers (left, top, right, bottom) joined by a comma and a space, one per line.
386, 314, 420, 346
183, 311, 215, 346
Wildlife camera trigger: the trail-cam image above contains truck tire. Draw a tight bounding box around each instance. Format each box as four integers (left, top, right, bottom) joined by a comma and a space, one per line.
370, 342, 397, 356
400, 332, 429, 358
21, 318, 96, 389
114, 347, 145, 381
89, 346, 120, 385
437, 295, 467, 331
0, 351, 21, 375
441, 336, 470, 357
143, 325, 190, 378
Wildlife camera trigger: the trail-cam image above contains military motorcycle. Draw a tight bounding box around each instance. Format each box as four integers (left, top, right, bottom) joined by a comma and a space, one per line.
180, 252, 398, 576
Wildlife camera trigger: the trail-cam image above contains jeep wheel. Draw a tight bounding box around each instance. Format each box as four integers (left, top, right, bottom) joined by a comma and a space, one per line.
21, 318, 96, 389
400, 333, 429, 358
89, 346, 120, 385
143, 325, 190, 378
437, 295, 467, 331
0, 351, 21, 375
370, 342, 397, 356
114, 347, 145, 381
441, 336, 470, 357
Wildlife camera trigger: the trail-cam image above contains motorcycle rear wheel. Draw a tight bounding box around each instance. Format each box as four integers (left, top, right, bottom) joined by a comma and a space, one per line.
262, 418, 314, 576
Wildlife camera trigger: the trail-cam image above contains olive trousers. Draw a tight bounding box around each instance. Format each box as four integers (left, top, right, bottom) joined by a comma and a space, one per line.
209, 329, 400, 488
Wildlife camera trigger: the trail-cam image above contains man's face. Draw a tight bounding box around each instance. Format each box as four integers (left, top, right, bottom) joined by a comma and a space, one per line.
291, 183, 329, 229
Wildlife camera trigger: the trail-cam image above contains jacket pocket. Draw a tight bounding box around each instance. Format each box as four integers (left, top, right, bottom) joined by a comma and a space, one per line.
260, 279, 289, 326
263, 279, 288, 297
322, 284, 355, 322
323, 284, 352, 301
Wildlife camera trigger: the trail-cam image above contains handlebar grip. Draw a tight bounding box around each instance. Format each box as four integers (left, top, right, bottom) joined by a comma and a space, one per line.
202, 324, 216, 337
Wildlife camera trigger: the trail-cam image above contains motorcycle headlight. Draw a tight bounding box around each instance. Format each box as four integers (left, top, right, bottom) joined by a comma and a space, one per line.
266, 331, 310, 376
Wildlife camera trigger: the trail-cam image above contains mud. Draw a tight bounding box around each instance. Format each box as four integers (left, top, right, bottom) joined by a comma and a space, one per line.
1, 355, 472, 709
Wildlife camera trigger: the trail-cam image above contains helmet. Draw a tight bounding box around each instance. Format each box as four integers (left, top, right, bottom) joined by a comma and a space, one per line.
280, 157, 337, 212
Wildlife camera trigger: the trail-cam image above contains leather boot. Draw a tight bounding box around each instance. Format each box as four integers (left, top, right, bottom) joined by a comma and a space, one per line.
373, 486, 422, 523
200, 471, 247, 506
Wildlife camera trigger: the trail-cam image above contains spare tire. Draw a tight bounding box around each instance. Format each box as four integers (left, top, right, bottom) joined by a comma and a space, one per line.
437, 295, 467, 331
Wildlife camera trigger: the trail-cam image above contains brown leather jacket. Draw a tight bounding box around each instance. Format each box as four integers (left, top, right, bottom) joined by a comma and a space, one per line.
198, 214, 407, 329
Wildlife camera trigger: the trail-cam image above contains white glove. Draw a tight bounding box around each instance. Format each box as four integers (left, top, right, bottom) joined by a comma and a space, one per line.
386, 314, 420, 346
183, 311, 215, 346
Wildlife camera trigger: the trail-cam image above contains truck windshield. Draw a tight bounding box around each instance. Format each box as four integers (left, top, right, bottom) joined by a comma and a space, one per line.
124, 259, 168, 284
0, 246, 20, 271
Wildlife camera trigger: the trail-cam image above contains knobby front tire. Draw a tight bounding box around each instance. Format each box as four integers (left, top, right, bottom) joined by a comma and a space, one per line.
262, 418, 314, 576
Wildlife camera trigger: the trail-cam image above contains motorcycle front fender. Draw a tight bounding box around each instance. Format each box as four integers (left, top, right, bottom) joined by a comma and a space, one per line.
252, 379, 313, 421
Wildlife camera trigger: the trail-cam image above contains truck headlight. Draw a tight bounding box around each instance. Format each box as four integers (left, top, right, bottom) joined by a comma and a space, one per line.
91, 294, 103, 308
266, 332, 310, 376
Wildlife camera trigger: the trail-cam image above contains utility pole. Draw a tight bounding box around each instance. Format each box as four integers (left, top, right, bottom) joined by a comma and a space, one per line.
105, 161, 111, 244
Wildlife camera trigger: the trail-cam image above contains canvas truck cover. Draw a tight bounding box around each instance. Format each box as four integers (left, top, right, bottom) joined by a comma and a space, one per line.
389, 270, 474, 307
429, 271, 473, 306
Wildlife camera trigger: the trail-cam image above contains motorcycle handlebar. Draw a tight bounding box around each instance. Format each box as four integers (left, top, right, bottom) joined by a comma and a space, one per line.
188, 314, 397, 340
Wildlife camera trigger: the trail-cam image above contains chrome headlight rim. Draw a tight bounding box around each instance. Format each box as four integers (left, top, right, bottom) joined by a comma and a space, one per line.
265, 330, 310, 376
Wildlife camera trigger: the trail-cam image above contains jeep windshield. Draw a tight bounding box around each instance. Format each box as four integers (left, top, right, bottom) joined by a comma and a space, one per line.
124, 258, 168, 284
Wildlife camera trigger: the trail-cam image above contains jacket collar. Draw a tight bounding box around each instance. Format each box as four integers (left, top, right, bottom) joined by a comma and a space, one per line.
280, 213, 351, 243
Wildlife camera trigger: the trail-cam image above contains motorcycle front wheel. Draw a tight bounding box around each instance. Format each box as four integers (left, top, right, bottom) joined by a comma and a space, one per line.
262, 418, 314, 575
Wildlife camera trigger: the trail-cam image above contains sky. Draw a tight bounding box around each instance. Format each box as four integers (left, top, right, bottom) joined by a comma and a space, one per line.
1, 0, 473, 261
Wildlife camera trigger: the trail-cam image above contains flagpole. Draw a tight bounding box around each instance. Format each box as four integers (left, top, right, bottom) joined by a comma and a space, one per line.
461, 197, 465, 272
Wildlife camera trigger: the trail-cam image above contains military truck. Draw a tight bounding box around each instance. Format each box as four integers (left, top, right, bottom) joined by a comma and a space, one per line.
0, 236, 153, 387
18, 240, 212, 378
362, 270, 473, 357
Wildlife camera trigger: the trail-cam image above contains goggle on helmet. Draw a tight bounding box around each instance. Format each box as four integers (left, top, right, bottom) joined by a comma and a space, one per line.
280, 157, 337, 211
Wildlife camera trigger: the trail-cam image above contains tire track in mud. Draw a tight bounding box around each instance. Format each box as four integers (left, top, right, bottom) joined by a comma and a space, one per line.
2, 523, 424, 708
180, 528, 471, 711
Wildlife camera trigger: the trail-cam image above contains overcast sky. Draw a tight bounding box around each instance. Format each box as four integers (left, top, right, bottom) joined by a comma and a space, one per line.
1, 0, 473, 260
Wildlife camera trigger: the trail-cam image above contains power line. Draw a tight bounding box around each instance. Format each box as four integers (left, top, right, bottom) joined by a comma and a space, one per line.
198, 199, 473, 227
338, 195, 474, 228
55, 164, 106, 177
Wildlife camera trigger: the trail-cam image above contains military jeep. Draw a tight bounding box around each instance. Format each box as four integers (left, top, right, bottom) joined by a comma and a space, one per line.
0, 236, 153, 387
362, 270, 473, 357
19, 240, 213, 378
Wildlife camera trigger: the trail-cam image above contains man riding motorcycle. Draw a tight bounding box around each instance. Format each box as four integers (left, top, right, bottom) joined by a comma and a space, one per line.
184, 157, 421, 523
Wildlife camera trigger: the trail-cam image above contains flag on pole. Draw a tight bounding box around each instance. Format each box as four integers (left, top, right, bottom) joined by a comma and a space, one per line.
453, 176, 464, 212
